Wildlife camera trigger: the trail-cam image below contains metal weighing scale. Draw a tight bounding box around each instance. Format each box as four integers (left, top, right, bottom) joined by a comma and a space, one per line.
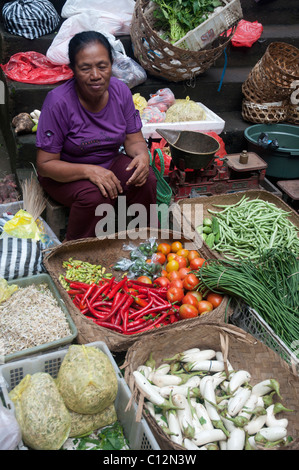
156, 129, 268, 201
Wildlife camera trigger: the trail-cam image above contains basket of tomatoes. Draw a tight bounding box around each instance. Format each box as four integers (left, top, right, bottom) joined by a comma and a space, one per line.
43, 228, 230, 352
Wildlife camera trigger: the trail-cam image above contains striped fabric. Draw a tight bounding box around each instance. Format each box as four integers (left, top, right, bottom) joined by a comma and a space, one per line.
2, 0, 60, 40
0, 237, 43, 280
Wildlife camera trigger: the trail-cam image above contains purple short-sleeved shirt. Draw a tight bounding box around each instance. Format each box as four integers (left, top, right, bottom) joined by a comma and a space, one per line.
35, 77, 142, 168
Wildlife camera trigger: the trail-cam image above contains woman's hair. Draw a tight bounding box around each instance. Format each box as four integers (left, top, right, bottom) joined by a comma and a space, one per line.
68, 31, 113, 68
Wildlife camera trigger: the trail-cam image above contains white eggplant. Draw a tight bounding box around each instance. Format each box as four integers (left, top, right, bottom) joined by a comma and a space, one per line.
137, 365, 152, 378
255, 426, 287, 443
144, 401, 156, 418
167, 410, 183, 446
151, 374, 182, 387
244, 414, 267, 435
159, 376, 201, 398
219, 440, 227, 450
251, 379, 281, 398
133, 370, 173, 408
238, 393, 258, 419
221, 415, 236, 433
227, 387, 252, 417
153, 363, 171, 375
180, 349, 216, 363
192, 429, 227, 447
203, 377, 230, 436
183, 438, 200, 450
226, 428, 245, 450
191, 401, 214, 431
229, 370, 251, 393
215, 351, 234, 371
266, 404, 288, 428
172, 393, 195, 437
187, 360, 225, 373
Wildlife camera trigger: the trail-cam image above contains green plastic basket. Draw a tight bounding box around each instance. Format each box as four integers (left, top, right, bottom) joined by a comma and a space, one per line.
149, 149, 173, 227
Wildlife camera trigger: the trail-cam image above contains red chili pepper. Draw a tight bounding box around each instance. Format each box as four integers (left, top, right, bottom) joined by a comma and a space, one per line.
66, 280, 91, 289
101, 292, 129, 322
93, 320, 124, 334
67, 288, 85, 296
132, 295, 149, 309
124, 311, 171, 335
79, 283, 97, 309
128, 297, 154, 320
89, 281, 112, 304
106, 277, 126, 300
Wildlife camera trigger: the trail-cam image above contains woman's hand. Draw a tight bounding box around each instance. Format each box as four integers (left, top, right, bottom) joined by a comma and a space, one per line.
88, 165, 123, 199
124, 131, 150, 187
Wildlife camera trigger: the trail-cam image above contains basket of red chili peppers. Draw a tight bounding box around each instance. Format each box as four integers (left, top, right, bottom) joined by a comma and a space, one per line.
43, 229, 230, 352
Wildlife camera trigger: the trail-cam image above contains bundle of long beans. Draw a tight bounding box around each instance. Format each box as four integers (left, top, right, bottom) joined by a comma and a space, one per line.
195, 248, 299, 351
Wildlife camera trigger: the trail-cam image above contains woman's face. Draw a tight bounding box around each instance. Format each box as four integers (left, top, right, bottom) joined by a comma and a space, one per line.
73, 41, 112, 103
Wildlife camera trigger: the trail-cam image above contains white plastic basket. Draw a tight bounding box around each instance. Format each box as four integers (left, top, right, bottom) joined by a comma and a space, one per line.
142, 102, 225, 139
174, 0, 243, 51
0, 341, 160, 451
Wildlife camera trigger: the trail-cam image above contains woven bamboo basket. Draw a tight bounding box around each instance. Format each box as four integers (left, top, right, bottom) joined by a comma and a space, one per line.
286, 102, 299, 125
43, 228, 230, 352
176, 189, 299, 261
260, 42, 299, 90
242, 59, 291, 104
242, 99, 288, 124
130, 0, 238, 82
124, 322, 299, 450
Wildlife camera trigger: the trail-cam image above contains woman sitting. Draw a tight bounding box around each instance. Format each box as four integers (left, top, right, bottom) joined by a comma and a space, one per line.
36, 30, 157, 241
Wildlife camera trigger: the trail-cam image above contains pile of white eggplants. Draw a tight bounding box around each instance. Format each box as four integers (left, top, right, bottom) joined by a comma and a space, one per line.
133, 347, 293, 450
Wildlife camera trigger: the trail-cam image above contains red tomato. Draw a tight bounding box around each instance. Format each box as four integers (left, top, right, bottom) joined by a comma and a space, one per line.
167, 270, 181, 282
178, 267, 191, 279
152, 252, 166, 264
171, 241, 183, 253
175, 255, 188, 269
198, 300, 213, 315
188, 290, 203, 302
153, 276, 170, 288
189, 257, 206, 270
183, 273, 200, 291
206, 292, 223, 308
167, 253, 178, 262
176, 248, 189, 259
137, 276, 152, 284
161, 269, 168, 277
182, 292, 199, 308
169, 279, 184, 290
166, 286, 184, 303
179, 304, 199, 320
187, 250, 200, 262
157, 243, 171, 256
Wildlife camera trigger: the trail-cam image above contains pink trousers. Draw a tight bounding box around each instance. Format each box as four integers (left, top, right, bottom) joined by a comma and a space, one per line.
38, 153, 158, 240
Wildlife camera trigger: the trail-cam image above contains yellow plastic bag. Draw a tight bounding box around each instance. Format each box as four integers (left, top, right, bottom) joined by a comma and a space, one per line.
0, 278, 18, 304
2, 210, 41, 240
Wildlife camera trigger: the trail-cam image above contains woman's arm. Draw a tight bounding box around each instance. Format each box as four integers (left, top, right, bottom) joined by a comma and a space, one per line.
124, 131, 150, 187
36, 149, 123, 199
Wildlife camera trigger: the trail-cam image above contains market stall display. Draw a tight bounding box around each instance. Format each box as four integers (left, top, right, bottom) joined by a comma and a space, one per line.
0, 342, 159, 450
43, 229, 230, 352
124, 323, 299, 450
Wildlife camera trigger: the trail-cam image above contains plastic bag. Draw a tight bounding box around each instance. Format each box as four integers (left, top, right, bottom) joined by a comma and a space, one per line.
147, 88, 175, 112
112, 51, 147, 88
69, 404, 117, 438
0, 237, 44, 280
9, 373, 71, 450
2, 209, 41, 240
0, 401, 22, 450
0, 278, 18, 304
133, 93, 148, 113
165, 97, 206, 123
0, 51, 73, 84
61, 0, 135, 35
229, 20, 263, 47
46, 12, 126, 65
56, 345, 118, 415
141, 106, 166, 123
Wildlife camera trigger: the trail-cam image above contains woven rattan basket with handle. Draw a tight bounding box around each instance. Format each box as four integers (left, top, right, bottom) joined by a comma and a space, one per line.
43, 228, 230, 352
176, 189, 299, 261
130, 0, 238, 82
124, 322, 299, 450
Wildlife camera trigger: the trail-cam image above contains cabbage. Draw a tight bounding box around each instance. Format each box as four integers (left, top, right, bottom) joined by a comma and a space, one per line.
56, 345, 118, 415
9, 373, 71, 450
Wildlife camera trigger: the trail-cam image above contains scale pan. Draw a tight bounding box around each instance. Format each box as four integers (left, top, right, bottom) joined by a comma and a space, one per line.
156, 129, 220, 169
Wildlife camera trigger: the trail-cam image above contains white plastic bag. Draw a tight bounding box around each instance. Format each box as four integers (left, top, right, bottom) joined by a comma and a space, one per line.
46, 12, 126, 65
61, 0, 135, 35
0, 402, 22, 450
112, 51, 147, 88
